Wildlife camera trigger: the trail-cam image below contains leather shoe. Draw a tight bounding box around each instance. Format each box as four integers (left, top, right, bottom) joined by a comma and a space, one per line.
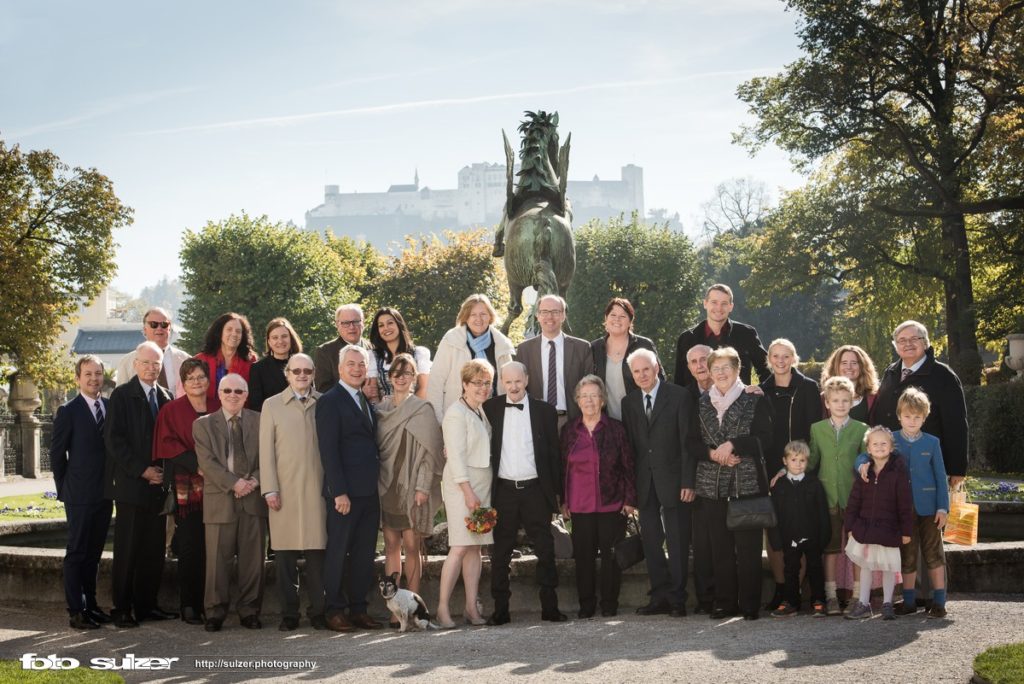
326, 613, 355, 632
694, 602, 713, 615
577, 609, 595, 619
279, 617, 299, 631
69, 612, 100, 630
112, 611, 139, 629
141, 607, 179, 621
542, 610, 568, 622
349, 613, 382, 630
86, 607, 112, 624
601, 609, 617, 617
486, 611, 511, 626
710, 607, 739, 620
240, 615, 262, 629
743, 611, 759, 621
181, 607, 205, 625
670, 606, 688, 618
636, 601, 672, 616
204, 618, 223, 632
310, 615, 328, 630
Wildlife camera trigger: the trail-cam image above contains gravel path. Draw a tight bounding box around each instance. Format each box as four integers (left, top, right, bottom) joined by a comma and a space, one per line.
2, 595, 1021, 682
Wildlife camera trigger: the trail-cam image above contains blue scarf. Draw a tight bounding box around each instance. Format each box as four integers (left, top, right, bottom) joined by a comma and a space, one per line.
467, 327, 492, 359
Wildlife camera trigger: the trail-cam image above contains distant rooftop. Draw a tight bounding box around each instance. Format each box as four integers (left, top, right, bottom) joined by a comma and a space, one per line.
72, 329, 145, 355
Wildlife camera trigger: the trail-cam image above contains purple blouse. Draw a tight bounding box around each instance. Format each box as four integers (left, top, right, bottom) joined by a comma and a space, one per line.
566, 418, 623, 514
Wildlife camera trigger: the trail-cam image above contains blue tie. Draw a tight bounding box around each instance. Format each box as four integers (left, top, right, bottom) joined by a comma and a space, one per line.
148, 387, 159, 419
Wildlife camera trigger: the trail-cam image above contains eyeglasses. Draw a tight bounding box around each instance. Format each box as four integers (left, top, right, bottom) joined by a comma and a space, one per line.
184, 374, 208, 383
288, 368, 314, 376
337, 319, 363, 328
220, 388, 246, 395
578, 393, 603, 401
137, 360, 162, 367
390, 371, 416, 379
146, 321, 171, 329
468, 380, 491, 388
537, 309, 564, 317
709, 365, 734, 374
895, 336, 925, 347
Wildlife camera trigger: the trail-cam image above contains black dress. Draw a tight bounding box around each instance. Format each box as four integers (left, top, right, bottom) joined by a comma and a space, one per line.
248, 355, 289, 410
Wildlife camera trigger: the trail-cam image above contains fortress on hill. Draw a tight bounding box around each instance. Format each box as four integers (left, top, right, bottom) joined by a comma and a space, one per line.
305, 163, 644, 249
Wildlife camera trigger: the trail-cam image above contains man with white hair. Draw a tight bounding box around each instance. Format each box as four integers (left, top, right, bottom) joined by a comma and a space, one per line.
104, 341, 175, 628
115, 307, 190, 396
313, 304, 371, 393
874, 320, 968, 485
193, 373, 267, 631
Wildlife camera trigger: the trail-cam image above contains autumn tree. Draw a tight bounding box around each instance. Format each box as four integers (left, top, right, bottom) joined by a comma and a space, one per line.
0, 139, 133, 386
737, 0, 1024, 383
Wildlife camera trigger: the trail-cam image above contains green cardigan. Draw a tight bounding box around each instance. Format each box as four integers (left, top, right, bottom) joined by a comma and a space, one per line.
808, 418, 869, 510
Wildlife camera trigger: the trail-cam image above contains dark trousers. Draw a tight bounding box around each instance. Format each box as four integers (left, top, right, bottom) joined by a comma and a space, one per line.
174, 512, 205, 614
692, 497, 715, 608
490, 480, 559, 613
784, 544, 824, 608
700, 497, 762, 614
63, 500, 113, 614
324, 494, 379, 615
638, 482, 692, 609
276, 550, 326, 619
571, 511, 625, 613
111, 500, 166, 617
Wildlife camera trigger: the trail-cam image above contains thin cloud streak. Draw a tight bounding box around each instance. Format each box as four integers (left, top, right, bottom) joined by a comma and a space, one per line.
137, 69, 775, 136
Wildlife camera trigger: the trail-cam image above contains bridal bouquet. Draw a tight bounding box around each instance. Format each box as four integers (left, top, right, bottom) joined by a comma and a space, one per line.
465, 506, 498, 534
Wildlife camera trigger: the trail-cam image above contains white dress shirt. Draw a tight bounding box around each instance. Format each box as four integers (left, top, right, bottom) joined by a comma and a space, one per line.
538, 332, 567, 412
498, 396, 539, 480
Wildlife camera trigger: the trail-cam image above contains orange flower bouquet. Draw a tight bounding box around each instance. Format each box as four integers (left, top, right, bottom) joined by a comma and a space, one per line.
465, 506, 498, 534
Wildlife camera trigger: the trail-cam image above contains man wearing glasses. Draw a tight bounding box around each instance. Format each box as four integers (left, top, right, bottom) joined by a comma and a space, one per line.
116, 307, 191, 397
193, 374, 268, 631
873, 321, 969, 487
313, 304, 372, 393
516, 294, 594, 428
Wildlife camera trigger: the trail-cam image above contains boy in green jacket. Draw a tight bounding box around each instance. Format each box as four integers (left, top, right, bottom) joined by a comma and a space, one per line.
809, 375, 868, 616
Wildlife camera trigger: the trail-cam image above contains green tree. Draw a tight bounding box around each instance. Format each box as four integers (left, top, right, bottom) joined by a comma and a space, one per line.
737, 0, 1024, 383
568, 213, 701, 377
178, 213, 359, 353
324, 233, 387, 304
367, 229, 509, 352
0, 139, 133, 386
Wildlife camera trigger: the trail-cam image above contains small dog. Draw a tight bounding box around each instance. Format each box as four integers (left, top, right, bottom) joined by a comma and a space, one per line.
378, 572, 436, 632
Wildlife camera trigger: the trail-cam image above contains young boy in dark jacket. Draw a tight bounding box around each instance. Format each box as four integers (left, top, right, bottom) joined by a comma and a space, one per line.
770, 440, 831, 617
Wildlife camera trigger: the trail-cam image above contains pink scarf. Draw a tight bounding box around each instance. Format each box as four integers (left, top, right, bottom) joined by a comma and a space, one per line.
709, 378, 745, 422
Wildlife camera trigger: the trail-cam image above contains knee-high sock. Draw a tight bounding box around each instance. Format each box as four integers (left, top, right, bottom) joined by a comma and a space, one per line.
858, 571, 872, 605
882, 572, 896, 603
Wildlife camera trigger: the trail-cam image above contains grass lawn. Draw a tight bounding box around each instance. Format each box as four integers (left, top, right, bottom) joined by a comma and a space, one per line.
0, 492, 66, 521
974, 642, 1024, 684
0, 660, 123, 683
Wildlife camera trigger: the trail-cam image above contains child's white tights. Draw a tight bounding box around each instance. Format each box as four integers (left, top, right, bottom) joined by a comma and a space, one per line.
858, 569, 897, 605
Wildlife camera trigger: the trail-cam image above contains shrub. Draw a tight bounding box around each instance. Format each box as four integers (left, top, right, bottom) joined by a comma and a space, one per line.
967, 383, 1024, 473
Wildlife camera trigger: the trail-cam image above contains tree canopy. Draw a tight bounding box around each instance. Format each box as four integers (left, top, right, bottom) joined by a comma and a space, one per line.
737, 0, 1024, 383
0, 139, 133, 385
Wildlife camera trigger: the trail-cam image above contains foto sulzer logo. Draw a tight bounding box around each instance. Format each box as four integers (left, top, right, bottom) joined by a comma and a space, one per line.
21, 653, 179, 671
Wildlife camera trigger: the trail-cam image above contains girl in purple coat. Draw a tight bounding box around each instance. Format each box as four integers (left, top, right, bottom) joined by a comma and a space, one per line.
844, 426, 914, 620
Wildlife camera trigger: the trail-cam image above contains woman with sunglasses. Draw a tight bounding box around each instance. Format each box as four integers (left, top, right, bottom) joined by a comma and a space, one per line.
248, 317, 304, 411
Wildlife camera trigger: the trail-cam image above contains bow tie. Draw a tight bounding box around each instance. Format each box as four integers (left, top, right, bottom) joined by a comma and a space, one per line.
506, 402, 524, 411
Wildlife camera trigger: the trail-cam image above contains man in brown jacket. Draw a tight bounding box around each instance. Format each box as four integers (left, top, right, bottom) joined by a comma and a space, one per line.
193, 373, 268, 632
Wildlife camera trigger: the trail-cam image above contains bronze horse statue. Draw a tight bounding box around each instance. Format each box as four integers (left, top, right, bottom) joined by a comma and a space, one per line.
492, 111, 575, 336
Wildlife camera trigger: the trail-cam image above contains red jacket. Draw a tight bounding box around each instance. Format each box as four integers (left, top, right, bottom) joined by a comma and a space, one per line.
193, 350, 256, 411
844, 452, 914, 548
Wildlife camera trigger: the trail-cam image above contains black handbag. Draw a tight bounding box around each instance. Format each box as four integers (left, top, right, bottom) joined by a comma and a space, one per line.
722, 449, 777, 532
613, 513, 644, 570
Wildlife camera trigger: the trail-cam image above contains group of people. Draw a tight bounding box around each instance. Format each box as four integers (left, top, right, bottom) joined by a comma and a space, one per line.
49, 282, 968, 633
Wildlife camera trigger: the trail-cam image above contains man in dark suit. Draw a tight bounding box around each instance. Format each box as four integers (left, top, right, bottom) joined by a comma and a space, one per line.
313, 303, 372, 394
672, 284, 769, 387
193, 373, 268, 631
104, 341, 175, 628
516, 294, 594, 427
315, 344, 382, 632
482, 362, 565, 624
50, 355, 114, 630
622, 348, 696, 616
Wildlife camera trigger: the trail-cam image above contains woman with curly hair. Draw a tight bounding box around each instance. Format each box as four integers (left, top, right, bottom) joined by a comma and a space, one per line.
193, 312, 258, 411
820, 345, 879, 423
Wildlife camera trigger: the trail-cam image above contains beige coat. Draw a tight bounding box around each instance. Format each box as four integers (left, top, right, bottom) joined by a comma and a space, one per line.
258, 389, 327, 550
426, 324, 515, 423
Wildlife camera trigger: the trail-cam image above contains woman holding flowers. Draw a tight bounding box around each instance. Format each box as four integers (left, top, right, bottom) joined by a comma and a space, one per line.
436, 359, 495, 628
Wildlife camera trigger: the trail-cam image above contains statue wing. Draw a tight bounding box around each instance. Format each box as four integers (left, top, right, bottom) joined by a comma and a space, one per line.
502, 129, 516, 207
557, 132, 571, 210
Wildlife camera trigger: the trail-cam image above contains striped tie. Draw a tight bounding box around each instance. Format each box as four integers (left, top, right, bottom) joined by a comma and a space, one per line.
94, 400, 104, 429
546, 340, 558, 406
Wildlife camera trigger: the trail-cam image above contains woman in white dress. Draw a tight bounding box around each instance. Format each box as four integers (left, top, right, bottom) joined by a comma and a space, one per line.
436, 359, 495, 628
368, 307, 432, 400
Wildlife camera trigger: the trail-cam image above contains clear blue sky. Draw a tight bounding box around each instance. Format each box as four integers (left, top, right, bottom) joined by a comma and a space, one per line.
2, 0, 804, 295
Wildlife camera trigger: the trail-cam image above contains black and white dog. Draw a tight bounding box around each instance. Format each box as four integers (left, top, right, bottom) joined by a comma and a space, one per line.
378, 572, 436, 632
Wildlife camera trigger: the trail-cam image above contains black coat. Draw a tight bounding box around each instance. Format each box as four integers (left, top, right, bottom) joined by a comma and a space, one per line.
621, 381, 695, 509
770, 473, 831, 551
672, 319, 770, 388
50, 394, 110, 505
103, 378, 172, 506
482, 396, 562, 513
872, 347, 969, 477
760, 368, 823, 473
590, 332, 664, 395
248, 355, 288, 411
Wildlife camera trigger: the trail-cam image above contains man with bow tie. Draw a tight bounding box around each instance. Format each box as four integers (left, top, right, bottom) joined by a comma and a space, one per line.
482, 362, 565, 625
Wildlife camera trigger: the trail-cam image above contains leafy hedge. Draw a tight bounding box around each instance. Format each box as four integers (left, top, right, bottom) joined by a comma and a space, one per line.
967, 382, 1024, 473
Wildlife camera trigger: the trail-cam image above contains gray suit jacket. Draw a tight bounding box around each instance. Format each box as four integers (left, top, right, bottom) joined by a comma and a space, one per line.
621, 382, 695, 509
193, 408, 268, 523
516, 334, 594, 422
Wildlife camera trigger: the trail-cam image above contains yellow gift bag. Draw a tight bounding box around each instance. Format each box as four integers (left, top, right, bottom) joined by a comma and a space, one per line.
943, 490, 978, 546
